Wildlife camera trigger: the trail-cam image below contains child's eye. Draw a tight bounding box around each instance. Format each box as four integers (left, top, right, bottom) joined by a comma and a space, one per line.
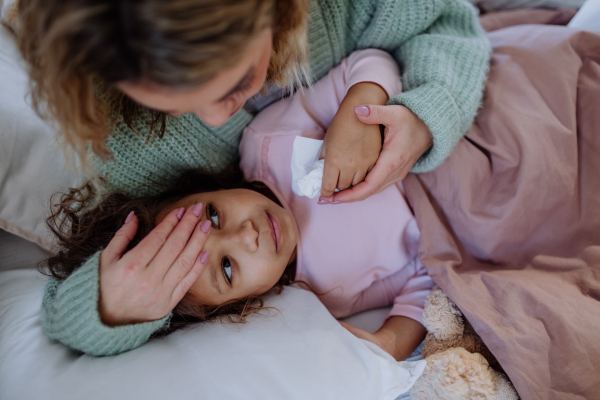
222, 257, 232, 285
208, 204, 219, 227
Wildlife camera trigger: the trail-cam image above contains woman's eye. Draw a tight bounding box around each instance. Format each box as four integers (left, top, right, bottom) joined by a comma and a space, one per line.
208, 205, 219, 227
222, 257, 232, 285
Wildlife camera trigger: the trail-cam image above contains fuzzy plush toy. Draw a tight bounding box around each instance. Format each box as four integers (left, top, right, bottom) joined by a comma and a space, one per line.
410, 286, 519, 400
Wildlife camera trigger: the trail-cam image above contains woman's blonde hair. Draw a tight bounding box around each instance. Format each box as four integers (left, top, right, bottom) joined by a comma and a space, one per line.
13, 0, 309, 161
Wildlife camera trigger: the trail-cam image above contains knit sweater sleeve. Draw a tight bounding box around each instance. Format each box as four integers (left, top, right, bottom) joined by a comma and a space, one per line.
41, 251, 170, 356
351, 0, 491, 172
95, 110, 253, 198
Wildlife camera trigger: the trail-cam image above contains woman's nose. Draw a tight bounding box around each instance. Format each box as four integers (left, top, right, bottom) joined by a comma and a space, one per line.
235, 220, 258, 252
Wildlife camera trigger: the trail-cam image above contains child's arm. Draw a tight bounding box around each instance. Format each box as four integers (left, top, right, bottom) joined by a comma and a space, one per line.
318, 49, 404, 202
342, 261, 434, 360
318, 81, 388, 198
340, 316, 426, 361
321, 0, 489, 203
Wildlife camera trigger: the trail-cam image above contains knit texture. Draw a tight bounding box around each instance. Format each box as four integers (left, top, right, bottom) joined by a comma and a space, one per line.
43, 0, 490, 356
96, 111, 253, 197
42, 252, 170, 355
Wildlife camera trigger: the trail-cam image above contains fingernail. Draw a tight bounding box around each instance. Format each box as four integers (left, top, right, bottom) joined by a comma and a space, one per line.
192, 202, 203, 217
332, 201, 342, 205
354, 105, 370, 117
176, 207, 185, 220
317, 200, 330, 205
200, 219, 211, 233
199, 252, 210, 264
124, 211, 134, 224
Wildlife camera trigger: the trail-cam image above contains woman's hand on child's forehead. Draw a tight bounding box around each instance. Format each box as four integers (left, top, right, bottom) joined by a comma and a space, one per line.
98, 204, 211, 326
158, 189, 299, 308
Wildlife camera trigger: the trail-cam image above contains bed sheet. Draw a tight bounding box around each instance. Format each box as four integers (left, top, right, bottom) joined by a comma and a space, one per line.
404, 25, 600, 400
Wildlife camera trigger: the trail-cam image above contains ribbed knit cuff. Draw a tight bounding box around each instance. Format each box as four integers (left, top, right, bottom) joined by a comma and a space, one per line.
41, 251, 170, 356
389, 82, 463, 173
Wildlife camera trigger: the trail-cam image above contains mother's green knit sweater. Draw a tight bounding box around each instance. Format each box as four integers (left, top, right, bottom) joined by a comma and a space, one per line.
42, 0, 490, 355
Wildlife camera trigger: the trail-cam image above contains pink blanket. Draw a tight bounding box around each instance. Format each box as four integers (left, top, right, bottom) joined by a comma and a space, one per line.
404, 26, 600, 400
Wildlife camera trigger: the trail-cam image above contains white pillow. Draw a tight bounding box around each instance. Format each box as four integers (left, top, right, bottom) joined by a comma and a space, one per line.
0, 25, 81, 251
0, 263, 425, 400
568, 0, 600, 30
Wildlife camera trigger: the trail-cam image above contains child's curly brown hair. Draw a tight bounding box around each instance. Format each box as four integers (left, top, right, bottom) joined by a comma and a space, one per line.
43, 165, 296, 336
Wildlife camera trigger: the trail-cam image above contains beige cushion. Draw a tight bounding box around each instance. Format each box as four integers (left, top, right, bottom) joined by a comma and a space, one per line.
0, 25, 80, 250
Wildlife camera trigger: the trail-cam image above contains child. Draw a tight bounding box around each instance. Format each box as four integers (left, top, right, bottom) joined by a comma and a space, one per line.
43, 50, 434, 359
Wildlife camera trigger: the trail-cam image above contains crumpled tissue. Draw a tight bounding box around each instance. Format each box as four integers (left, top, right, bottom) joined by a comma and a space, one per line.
291, 136, 337, 198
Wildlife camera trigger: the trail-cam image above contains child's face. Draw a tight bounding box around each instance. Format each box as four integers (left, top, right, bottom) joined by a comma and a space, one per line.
156, 189, 298, 306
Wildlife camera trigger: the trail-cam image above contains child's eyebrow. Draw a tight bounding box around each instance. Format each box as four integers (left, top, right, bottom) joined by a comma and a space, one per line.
210, 263, 222, 294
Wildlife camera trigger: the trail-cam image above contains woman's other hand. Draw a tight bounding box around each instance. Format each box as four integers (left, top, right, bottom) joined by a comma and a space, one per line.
98, 205, 210, 326
331, 105, 432, 203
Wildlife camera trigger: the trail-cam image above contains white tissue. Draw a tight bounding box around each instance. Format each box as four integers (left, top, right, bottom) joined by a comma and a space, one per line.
291, 136, 330, 198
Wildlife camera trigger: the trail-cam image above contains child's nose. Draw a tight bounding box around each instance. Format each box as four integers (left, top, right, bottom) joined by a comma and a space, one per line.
237, 220, 258, 252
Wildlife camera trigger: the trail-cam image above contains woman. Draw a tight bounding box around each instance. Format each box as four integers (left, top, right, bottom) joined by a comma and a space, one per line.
19, 0, 490, 354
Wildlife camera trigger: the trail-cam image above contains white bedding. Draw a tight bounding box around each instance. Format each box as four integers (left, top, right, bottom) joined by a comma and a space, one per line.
0, 230, 423, 400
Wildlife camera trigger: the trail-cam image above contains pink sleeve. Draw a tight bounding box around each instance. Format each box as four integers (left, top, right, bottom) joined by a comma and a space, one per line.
386, 260, 435, 324
342, 49, 403, 99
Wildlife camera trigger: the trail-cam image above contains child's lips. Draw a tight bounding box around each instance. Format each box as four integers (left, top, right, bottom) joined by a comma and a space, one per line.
266, 212, 281, 252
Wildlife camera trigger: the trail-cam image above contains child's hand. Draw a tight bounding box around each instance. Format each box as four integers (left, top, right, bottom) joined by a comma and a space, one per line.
98, 204, 210, 326
319, 82, 388, 201
339, 316, 426, 361
330, 104, 433, 203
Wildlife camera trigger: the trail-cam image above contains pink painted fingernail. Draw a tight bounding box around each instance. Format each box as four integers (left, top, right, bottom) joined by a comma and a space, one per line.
192, 202, 203, 217
332, 201, 342, 205
124, 211, 134, 224
200, 219, 211, 233
317, 200, 330, 205
354, 105, 370, 117
199, 252, 210, 264
176, 207, 185, 220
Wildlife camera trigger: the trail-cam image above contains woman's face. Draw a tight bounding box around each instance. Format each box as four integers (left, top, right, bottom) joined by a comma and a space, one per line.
118, 29, 273, 127
156, 188, 298, 306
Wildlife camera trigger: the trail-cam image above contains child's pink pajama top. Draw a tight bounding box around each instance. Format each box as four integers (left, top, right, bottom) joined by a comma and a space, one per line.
239, 49, 434, 323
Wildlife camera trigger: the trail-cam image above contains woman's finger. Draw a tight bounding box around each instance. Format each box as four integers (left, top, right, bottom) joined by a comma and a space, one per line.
169, 251, 207, 308
320, 161, 340, 198
147, 203, 203, 275
353, 104, 399, 127
120, 206, 184, 269
162, 217, 210, 290
101, 211, 139, 266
